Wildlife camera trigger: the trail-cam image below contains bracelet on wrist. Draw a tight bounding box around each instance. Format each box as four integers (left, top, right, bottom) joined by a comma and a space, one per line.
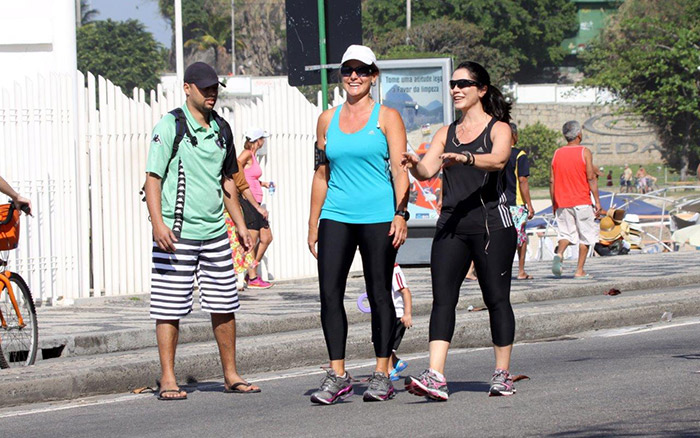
461, 151, 475, 166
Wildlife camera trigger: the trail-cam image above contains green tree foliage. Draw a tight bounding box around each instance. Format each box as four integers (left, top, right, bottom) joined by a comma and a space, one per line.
517, 122, 561, 187
581, 0, 700, 177
77, 19, 167, 93
371, 18, 518, 86
363, 0, 578, 83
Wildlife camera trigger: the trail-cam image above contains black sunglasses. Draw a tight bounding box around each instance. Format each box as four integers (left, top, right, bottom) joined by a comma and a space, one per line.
449, 79, 481, 89
340, 65, 374, 78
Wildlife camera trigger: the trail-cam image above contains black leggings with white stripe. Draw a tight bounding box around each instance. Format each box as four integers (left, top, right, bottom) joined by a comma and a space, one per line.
429, 226, 517, 346
317, 219, 397, 360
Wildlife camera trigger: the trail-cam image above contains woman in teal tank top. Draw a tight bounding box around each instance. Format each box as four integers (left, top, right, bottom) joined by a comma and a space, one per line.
307, 45, 410, 404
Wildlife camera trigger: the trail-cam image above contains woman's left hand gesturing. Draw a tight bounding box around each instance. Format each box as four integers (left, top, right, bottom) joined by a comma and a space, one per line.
389, 215, 408, 249
440, 152, 468, 168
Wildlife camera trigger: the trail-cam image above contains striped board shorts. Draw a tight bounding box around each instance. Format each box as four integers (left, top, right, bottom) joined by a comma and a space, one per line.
150, 232, 240, 320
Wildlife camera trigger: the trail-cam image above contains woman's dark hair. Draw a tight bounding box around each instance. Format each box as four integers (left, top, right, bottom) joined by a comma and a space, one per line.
455, 61, 511, 123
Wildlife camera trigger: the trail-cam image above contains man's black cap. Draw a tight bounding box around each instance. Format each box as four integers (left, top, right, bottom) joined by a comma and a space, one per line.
184, 62, 226, 88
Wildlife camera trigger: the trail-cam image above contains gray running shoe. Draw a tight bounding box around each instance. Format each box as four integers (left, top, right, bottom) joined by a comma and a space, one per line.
405, 369, 449, 401
363, 372, 396, 401
489, 369, 516, 396
310, 369, 353, 405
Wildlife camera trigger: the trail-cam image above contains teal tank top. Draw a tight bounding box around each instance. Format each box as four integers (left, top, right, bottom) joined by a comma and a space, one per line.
320, 103, 395, 224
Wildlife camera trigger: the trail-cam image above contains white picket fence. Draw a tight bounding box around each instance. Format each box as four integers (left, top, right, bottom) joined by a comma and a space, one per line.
0, 73, 85, 304
0, 71, 354, 303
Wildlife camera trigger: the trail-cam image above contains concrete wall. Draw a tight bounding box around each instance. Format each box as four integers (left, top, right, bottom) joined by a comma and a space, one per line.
0, 0, 77, 82
512, 103, 663, 166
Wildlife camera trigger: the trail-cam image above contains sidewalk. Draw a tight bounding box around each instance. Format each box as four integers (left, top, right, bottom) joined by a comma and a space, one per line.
2, 250, 699, 406
36, 250, 700, 357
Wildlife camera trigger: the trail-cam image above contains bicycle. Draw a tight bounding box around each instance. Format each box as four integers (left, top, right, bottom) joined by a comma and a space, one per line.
0, 201, 37, 368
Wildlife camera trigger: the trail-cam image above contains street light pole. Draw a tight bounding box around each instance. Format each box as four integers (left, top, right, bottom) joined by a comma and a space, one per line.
406, 0, 411, 44
75, 0, 81, 28
231, 0, 236, 75
317, 0, 328, 110
175, 0, 184, 84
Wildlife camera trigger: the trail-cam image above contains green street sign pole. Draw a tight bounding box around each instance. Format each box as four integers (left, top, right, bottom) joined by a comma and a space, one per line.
317, 0, 329, 110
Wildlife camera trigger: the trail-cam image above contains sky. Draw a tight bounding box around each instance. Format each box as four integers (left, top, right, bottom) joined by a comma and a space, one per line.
89, 0, 172, 48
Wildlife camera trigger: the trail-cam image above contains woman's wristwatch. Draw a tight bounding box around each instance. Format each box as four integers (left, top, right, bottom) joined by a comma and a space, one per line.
395, 210, 410, 221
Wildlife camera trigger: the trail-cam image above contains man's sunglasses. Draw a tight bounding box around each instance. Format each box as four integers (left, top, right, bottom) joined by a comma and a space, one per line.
449, 79, 481, 89
340, 65, 375, 77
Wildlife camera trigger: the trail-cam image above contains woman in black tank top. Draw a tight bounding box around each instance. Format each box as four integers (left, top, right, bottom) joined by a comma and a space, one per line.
402, 61, 520, 399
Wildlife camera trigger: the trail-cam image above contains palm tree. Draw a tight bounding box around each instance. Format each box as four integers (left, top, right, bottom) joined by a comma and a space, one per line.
79, 0, 99, 27
184, 13, 244, 74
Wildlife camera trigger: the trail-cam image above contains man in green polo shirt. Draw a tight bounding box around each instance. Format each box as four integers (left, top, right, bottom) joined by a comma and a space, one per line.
144, 62, 260, 400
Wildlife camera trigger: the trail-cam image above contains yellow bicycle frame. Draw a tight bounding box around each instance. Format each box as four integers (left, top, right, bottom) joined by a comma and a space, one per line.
0, 270, 24, 329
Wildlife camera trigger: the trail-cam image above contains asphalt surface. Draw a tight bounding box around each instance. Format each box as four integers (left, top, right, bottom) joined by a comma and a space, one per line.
2, 318, 699, 437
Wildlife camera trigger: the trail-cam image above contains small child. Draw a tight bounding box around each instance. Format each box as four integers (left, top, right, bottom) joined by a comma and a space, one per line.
389, 263, 413, 381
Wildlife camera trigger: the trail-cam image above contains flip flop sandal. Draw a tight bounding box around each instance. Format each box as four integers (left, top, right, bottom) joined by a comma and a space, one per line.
574, 274, 593, 280
552, 255, 563, 277
224, 382, 262, 394
516, 274, 534, 280
157, 388, 187, 401
389, 359, 408, 381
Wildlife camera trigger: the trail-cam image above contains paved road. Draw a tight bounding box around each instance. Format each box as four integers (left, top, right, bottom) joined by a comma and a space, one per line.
2, 319, 699, 437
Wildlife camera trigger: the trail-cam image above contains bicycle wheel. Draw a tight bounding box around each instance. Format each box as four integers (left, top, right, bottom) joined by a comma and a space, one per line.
0, 272, 38, 367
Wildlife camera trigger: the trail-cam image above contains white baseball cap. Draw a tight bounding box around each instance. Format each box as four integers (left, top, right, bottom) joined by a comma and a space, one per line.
244, 128, 269, 142
341, 45, 377, 66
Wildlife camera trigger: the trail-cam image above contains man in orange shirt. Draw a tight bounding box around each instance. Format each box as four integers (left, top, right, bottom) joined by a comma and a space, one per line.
550, 121, 601, 278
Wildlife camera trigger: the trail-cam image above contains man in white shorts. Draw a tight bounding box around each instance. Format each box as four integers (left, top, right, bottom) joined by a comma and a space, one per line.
144, 62, 259, 400
550, 121, 601, 278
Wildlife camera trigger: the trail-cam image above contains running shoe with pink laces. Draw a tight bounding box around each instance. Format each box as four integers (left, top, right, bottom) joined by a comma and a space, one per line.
247, 277, 272, 289
489, 369, 516, 396
405, 369, 449, 401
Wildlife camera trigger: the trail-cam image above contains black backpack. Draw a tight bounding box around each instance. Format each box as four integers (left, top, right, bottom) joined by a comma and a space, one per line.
140, 108, 235, 201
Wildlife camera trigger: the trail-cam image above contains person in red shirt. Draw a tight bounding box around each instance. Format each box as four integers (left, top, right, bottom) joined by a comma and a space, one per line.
550, 121, 601, 278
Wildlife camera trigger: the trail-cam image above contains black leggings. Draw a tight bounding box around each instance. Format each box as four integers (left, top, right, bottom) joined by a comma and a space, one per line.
318, 219, 397, 360
429, 226, 517, 346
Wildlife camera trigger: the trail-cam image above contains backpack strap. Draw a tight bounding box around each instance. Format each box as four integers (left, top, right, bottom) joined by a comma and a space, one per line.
210, 110, 239, 175
163, 108, 198, 179
140, 108, 190, 203
211, 110, 232, 148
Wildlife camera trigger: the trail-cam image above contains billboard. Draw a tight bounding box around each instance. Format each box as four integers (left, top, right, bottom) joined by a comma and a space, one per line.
374, 58, 453, 221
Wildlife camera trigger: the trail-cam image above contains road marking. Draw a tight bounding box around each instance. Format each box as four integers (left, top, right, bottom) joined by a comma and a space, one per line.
0, 394, 150, 419
593, 319, 700, 338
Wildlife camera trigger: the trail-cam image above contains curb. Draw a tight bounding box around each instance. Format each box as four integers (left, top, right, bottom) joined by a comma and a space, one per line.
43, 272, 700, 358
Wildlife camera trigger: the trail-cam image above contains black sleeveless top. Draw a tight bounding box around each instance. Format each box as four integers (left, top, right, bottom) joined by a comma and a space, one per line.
438, 117, 513, 235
